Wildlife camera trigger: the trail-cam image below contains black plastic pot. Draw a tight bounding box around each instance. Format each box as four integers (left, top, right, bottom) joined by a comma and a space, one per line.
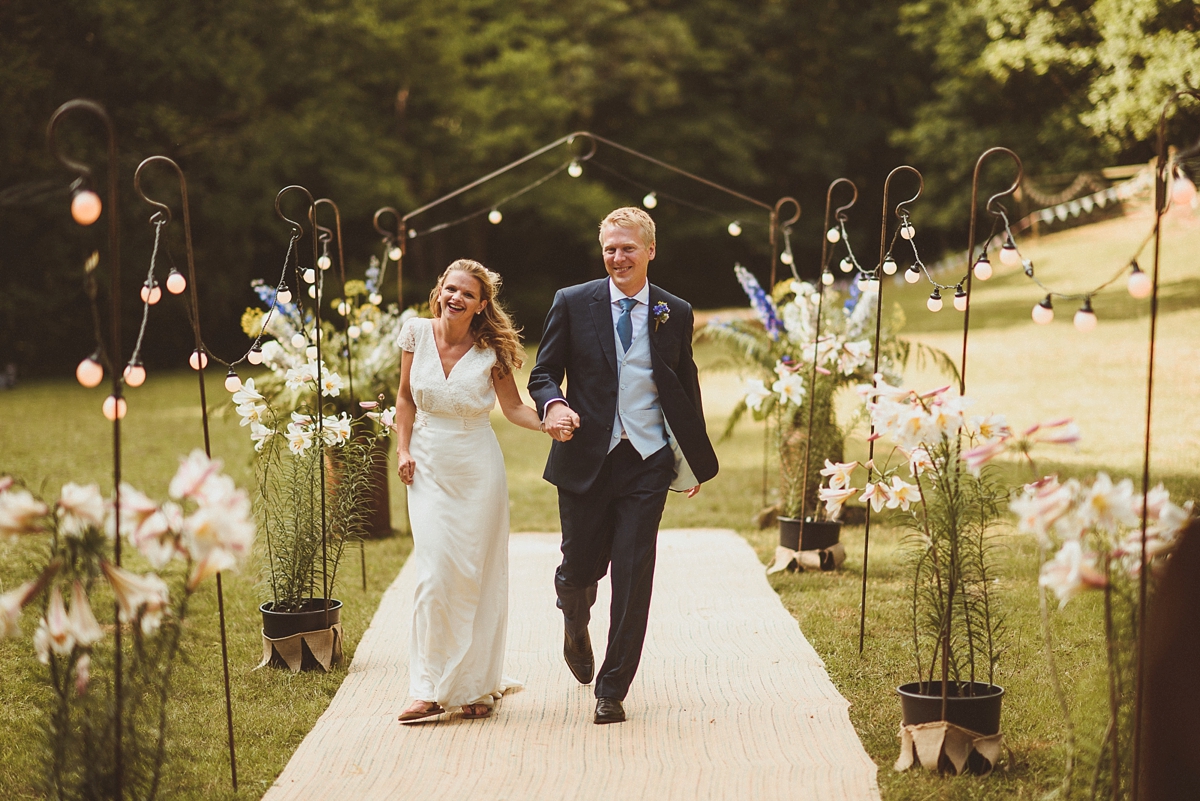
896, 681, 1005, 735
260, 598, 343, 672
778, 517, 842, 552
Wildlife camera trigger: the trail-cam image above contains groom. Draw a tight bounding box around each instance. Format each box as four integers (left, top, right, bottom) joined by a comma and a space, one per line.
529, 207, 718, 724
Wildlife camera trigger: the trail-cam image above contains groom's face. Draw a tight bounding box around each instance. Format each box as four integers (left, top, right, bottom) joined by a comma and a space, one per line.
601, 224, 655, 296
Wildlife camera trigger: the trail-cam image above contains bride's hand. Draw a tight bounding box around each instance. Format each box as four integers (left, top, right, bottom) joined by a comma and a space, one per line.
397, 450, 416, 485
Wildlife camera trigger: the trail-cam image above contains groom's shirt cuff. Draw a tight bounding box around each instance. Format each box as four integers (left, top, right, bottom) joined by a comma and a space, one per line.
543, 398, 569, 417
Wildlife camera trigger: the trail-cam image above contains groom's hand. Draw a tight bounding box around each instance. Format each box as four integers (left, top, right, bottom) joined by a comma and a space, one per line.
543, 403, 580, 442
685, 485, 702, 498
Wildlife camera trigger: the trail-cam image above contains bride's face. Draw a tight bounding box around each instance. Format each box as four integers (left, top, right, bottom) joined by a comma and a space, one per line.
439, 270, 487, 321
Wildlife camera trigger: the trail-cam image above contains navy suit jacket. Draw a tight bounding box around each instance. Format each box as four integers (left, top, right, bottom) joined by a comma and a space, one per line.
528, 279, 719, 495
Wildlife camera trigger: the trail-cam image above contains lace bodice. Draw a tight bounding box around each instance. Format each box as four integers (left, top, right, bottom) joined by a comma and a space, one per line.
398, 317, 497, 418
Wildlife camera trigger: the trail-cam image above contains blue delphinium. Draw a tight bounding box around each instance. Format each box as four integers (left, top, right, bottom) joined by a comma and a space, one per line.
734, 264, 784, 340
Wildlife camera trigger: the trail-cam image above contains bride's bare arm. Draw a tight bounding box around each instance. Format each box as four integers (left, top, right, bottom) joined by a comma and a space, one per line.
395, 350, 417, 484
494, 367, 545, 432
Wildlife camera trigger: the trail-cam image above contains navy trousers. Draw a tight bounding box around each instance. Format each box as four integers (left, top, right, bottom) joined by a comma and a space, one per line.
555, 440, 675, 700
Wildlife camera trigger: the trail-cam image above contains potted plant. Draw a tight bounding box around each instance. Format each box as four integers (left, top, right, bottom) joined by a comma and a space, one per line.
0, 452, 253, 798
702, 266, 953, 567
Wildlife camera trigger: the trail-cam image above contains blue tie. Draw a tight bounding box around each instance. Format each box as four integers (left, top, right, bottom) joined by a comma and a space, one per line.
616, 297, 636, 352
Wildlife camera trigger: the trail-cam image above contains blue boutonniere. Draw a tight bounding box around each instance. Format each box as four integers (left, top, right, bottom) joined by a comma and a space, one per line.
652, 301, 670, 331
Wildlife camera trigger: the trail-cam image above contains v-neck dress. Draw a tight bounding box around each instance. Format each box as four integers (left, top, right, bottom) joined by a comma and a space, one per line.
397, 316, 517, 708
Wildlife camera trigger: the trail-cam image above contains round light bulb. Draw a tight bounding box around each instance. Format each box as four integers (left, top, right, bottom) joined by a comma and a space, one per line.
305, 345, 318, 359
900, 222, 915, 241
882, 257, 898, 276
388, 246, 403, 261
139, 283, 162, 305
337, 301, 348, 316
839, 257, 853, 273
76, 357, 104, 388
361, 320, 376, 334
1032, 298, 1054, 325
165, 270, 187, 294
276, 287, 293, 304
1172, 172, 1197, 207
102, 395, 127, 421
1128, 267, 1152, 299
307, 285, 317, 298
973, 257, 993, 281
567, 160, 583, 178
317, 255, 332, 271
123, 363, 146, 387
71, 190, 102, 226
488, 209, 503, 225
1000, 240, 1020, 266
868, 279, 881, 293
347, 325, 361, 340
826, 227, 841, 244
188, 349, 208, 370
953, 288, 968, 311
780, 250, 793, 266
303, 268, 316, 284
927, 290, 943, 312
369, 293, 383, 305
291, 333, 307, 348
727, 221, 742, 237
642, 192, 658, 209
904, 266, 921, 284
821, 272, 834, 286
224, 370, 242, 392
1074, 302, 1097, 332
856, 275, 868, 291
247, 347, 264, 365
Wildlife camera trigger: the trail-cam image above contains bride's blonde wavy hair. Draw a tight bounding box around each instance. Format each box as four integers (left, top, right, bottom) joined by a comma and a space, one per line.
429, 259, 524, 377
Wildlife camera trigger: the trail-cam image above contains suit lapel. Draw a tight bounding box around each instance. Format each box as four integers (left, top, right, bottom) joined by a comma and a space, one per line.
589, 281, 618, 376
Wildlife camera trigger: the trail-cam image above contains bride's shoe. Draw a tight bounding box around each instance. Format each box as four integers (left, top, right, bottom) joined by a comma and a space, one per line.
398, 700, 445, 722
460, 703, 492, 719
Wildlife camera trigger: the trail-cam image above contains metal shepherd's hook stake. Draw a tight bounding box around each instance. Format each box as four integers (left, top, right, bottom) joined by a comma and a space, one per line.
960, 148, 1022, 393
763, 197, 802, 507
1130, 88, 1200, 801
796, 180, 856, 546
47, 98, 126, 800
133, 155, 238, 791
859, 166, 923, 655
276, 186, 331, 626
373, 206, 404, 310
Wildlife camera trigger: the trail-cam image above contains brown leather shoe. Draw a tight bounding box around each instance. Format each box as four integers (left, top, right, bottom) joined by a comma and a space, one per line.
564, 626, 594, 685
594, 697, 625, 724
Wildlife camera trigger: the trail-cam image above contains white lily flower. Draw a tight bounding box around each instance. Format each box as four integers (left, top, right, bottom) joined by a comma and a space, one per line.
837, 340, 872, 376
744, 378, 772, 412
819, 486, 856, 519
231, 377, 264, 405
1040, 540, 1106, 609
969, 413, 1011, 442
380, 406, 396, 429
819, 460, 858, 491
68, 581, 104, 648
169, 450, 223, 501
236, 401, 267, 426
1079, 472, 1138, 535
772, 372, 806, 407
57, 482, 107, 538
0, 487, 48, 535
284, 363, 314, 390
260, 340, 286, 366
321, 414, 353, 446
34, 585, 75, 664
100, 561, 169, 635
860, 481, 893, 512
903, 446, 934, 477
1, 579, 39, 639
291, 411, 312, 425
286, 423, 314, 456
75, 653, 92, 696
888, 476, 920, 511
250, 421, 274, 452
320, 371, 345, 398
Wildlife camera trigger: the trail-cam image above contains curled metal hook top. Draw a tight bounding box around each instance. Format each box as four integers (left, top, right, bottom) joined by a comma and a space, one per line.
46, 99, 113, 181
133, 155, 187, 225
373, 206, 402, 240
774, 196, 801, 228
565, 131, 599, 162
885, 165, 924, 219
276, 185, 316, 239
973, 147, 1023, 217
826, 178, 858, 224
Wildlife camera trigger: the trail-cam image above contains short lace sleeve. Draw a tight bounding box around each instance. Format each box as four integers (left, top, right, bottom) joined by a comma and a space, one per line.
397, 317, 421, 352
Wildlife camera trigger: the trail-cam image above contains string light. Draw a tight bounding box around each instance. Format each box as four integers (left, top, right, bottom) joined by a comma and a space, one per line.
102, 395, 127, 421
188, 349, 208, 370
867, 278, 880, 293
973, 255, 993, 281
1032, 296, 1054, 325
361, 320, 376, 334
76, 353, 104, 388
305, 345, 318, 359
303, 268, 316, 284
166, 269, 186, 294
307, 285, 317, 298
317, 255, 332, 271
780, 250, 793, 266
1127, 262, 1152, 299
642, 192, 658, 209
999, 236, 1020, 266
926, 288, 943, 312
276, 285, 293, 304
369, 292, 382, 305
488, 209, 502, 224
123, 362, 146, 387
139, 281, 162, 305
856, 274, 869, 291
839, 257, 853, 273
567, 160, 583, 178
1171, 168, 1197, 207
899, 221, 915, 240
904, 265, 921, 284
290, 333, 306, 348
953, 285, 968, 311
224, 368, 242, 393
71, 189, 102, 226
1074, 298, 1097, 332
826, 227, 841, 244
882, 256, 898, 276
727, 221, 742, 237
821, 271, 834, 286
347, 325, 361, 340
247, 346, 264, 365
388, 245, 402, 261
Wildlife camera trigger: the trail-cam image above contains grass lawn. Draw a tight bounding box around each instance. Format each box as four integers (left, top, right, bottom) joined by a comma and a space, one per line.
0, 202, 1196, 798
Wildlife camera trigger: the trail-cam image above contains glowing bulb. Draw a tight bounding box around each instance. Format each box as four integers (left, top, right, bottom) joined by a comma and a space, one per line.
337, 301, 348, 316
303, 268, 316, 284
927, 290, 943, 312
488, 209, 502, 224
188, 349, 208, 370
839, 257, 853, 273
953, 287, 968, 311
139, 283, 162, 305
123, 363, 146, 387
727, 221, 742, 237
224, 369, 241, 392
567, 160, 583, 178
900, 222, 915, 240
248, 347, 264, 365
102, 395, 127, 421
821, 272, 834, 286
643, 192, 658, 209
780, 250, 793, 266
347, 325, 361, 340
973, 256, 993, 281
1172, 171, 1197, 207
826, 227, 841, 244
1032, 297, 1054, 325
166, 270, 186, 294
856, 275, 868, 291
369, 293, 383, 305
1074, 300, 1097, 332
1128, 264, 1152, 299
71, 190, 102, 226
76, 356, 104, 388
1000, 238, 1020, 266
306, 345, 318, 359
289, 333, 305, 348
882, 257, 898, 276
276, 287, 292, 304
316, 255, 330, 271
388, 246, 402, 261
307, 285, 317, 298
904, 265, 921, 284
868, 279, 881, 293
361, 320, 376, 334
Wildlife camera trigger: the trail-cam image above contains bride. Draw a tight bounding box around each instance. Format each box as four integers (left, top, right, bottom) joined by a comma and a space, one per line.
394, 259, 556, 722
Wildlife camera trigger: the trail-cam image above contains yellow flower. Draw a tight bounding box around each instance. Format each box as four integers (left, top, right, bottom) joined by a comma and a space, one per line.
240, 307, 266, 338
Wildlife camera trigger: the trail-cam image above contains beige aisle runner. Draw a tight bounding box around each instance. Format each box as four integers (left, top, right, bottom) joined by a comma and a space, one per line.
262, 529, 880, 800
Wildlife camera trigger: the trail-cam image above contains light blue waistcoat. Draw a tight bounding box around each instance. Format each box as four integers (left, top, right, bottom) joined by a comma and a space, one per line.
609, 324, 668, 459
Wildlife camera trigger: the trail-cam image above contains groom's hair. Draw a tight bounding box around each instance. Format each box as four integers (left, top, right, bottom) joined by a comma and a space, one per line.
599, 207, 655, 248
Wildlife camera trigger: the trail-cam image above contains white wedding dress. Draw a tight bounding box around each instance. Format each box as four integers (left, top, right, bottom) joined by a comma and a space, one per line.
398, 317, 518, 708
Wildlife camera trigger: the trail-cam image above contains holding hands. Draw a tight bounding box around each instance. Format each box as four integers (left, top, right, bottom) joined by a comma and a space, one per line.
397, 449, 416, 485
542, 403, 581, 442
